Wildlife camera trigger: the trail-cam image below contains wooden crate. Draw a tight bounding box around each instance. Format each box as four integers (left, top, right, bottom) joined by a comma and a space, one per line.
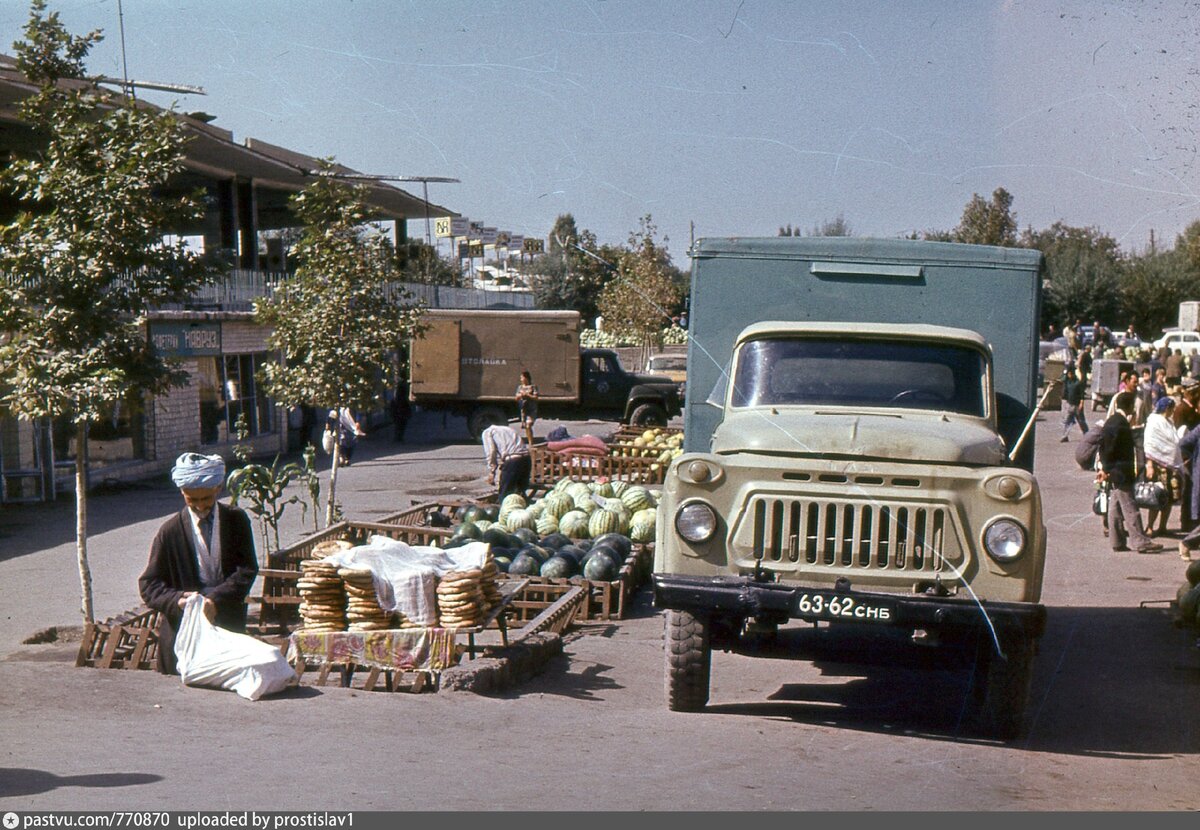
611, 424, 683, 444
529, 445, 665, 487
76, 606, 162, 670
498, 543, 652, 621
376, 499, 490, 528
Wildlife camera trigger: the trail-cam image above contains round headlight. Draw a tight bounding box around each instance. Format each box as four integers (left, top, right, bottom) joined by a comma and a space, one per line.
983, 519, 1026, 562
675, 501, 718, 544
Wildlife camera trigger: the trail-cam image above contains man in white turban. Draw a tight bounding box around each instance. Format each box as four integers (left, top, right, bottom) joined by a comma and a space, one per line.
139, 452, 258, 674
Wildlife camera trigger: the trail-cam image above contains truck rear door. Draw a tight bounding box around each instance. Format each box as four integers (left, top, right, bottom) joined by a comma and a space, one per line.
410, 317, 461, 395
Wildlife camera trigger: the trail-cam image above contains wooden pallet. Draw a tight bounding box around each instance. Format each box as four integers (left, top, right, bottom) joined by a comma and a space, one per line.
529, 445, 665, 486
76, 606, 162, 670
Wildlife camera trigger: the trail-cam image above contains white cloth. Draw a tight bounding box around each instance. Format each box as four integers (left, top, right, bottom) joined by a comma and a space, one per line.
321, 539, 490, 627
1144, 412, 1183, 469
482, 424, 526, 477
188, 507, 223, 588
174, 595, 297, 700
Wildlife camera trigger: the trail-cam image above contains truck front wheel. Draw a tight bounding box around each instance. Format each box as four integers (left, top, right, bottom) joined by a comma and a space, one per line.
631, 403, 668, 427
467, 406, 508, 442
665, 609, 711, 712
966, 634, 1035, 740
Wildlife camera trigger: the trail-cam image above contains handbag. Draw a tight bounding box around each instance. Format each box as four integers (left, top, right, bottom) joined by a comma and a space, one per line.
1133, 476, 1168, 511
1092, 485, 1109, 516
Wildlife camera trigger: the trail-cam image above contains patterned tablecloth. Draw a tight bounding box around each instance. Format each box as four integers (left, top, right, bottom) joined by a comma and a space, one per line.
287, 628, 460, 672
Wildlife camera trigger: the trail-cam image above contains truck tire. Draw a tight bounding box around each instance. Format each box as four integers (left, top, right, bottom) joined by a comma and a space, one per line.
467, 406, 508, 442
631, 402, 668, 428
665, 609, 711, 712
966, 635, 1034, 740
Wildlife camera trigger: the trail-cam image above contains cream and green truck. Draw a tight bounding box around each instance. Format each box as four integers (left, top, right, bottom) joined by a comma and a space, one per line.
653, 238, 1047, 738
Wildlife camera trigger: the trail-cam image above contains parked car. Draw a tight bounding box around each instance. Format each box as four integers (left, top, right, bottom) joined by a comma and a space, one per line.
1152, 330, 1200, 356
644, 353, 687, 383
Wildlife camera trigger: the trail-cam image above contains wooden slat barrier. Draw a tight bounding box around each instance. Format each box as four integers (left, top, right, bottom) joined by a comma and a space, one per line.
76, 606, 162, 670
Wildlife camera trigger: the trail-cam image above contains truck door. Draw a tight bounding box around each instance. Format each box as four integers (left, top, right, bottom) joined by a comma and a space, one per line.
582, 352, 629, 412
410, 318, 461, 395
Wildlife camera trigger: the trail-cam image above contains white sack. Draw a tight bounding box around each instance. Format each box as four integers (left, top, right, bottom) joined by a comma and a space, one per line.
175, 595, 297, 700
321, 539, 490, 627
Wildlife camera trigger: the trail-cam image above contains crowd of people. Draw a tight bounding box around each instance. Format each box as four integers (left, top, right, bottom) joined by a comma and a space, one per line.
1056, 320, 1200, 560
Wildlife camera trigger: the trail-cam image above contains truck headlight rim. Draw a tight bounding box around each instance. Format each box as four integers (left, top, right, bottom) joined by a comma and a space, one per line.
983, 518, 1026, 562
675, 500, 718, 544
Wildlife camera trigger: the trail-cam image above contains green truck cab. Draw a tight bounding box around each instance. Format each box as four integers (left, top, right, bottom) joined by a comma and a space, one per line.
653, 238, 1046, 738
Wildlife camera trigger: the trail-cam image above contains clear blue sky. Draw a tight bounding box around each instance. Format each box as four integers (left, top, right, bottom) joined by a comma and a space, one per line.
3, 0, 1198, 267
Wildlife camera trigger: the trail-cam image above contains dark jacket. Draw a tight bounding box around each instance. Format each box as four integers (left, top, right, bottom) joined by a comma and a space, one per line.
139, 502, 258, 674
1063, 375, 1086, 406
1099, 411, 1137, 488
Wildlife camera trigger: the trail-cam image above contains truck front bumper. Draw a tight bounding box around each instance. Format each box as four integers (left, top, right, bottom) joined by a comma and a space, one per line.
653, 573, 1046, 642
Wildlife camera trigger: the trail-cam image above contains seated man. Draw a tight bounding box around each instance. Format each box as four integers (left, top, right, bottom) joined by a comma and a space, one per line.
482, 423, 531, 499
139, 453, 258, 675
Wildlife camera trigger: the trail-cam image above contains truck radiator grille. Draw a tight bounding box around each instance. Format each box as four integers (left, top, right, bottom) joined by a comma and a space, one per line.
749, 497, 954, 571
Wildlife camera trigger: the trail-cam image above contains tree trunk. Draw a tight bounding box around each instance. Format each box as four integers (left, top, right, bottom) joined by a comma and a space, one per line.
75, 421, 94, 624
325, 440, 341, 527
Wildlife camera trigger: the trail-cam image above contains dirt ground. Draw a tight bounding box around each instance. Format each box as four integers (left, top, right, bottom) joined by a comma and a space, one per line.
1, 410, 1198, 810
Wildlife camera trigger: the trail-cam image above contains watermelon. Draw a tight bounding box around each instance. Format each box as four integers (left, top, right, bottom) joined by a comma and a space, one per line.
539, 532, 572, 550
541, 493, 574, 519
610, 481, 630, 498
620, 487, 654, 513
473, 519, 494, 533
590, 480, 615, 498
482, 526, 511, 547
428, 510, 452, 528
591, 533, 632, 560
511, 527, 539, 545
583, 551, 621, 581
556, 545, 587, 565
500, 493, 527, 513
508, 552, 541, 576
558, 510, 590, 539
504, 508, 537, 532
629, 513, 656, 543
519, 543, 551, 564
482, 505, 500, 522
588, 508, 626, 538
540, 554, 578, 579
488, 545, 512, 560
492, 556, 512, 573
443, 536, 471, 550
536, 513, 559, 537
574, 538, 594, 552
573, 492, 599, 514
452, 522, 483, 541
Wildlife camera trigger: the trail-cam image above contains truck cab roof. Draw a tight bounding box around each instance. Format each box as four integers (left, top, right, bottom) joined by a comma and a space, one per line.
735, 321, 991, 352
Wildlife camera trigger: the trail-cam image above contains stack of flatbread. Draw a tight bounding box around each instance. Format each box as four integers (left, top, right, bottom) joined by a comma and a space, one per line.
297, 559, 346, 632
311, 538, 355, 560
436, 568, 484, 629
480, 554, 503, 612
339, 567, 394, 631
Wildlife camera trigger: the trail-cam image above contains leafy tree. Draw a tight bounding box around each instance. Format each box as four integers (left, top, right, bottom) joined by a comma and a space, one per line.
1023, 223, 1124, 331
395, 239, 466, 286
597, 215, 682, 367
528, 213, 618, 323
954, 187, 1018, 246
1176, 220, 1200, 276
0, 1, 215, 623
253, 164, 425, 526
778, 214, 852, 237
1119, 247, 1199, 339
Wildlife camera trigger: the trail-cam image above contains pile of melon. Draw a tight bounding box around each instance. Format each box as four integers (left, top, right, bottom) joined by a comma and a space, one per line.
436, 479, 661, 581
610, 427, 684, 469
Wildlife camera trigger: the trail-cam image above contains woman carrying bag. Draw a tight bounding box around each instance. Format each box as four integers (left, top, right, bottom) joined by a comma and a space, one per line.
1142, 396, 1183, 536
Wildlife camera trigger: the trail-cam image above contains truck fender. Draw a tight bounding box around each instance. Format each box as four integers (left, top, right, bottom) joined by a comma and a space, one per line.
624, 384, 681, 421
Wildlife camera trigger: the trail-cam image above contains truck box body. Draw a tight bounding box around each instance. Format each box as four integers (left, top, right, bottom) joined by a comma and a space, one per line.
410, 309, 581, 403
683, 238, 1044, 470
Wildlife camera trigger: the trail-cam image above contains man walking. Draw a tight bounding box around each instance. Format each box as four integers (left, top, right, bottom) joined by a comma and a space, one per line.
1099, 392, 1164, 554
1060, 365, 1088, 442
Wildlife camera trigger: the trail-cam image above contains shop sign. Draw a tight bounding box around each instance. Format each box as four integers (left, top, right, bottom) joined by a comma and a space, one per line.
149, 321, 222, 356
523, 238, 545, 253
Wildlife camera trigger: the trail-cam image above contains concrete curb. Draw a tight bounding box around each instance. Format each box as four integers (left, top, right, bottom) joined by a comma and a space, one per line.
438, 632, 563, 693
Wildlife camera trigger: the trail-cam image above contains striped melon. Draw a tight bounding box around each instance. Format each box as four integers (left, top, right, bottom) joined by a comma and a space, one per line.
629, 509, 657, 543
503, 508, 537, 532
620, 487, 654, 513
610, 480, 630, 498
590, 480, 615, 498
536, 513, 560, 537
573, 492, 599, 514
541, 492, 574, 519
589, 508, 626, 538
500, 493, 527, 514
558, 510, 590, 539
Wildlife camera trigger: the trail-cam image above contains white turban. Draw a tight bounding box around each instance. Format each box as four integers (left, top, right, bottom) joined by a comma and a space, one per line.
171, 453, 226, 490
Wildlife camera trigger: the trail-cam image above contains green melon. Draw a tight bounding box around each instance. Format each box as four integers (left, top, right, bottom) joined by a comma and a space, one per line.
588, 508, 625, 538
541, 493, 574, 519
591, 533, 632, 560
558, 510, 590, 539
473, 519, 494, 533
508, 552, 540, 576
452, 522, 483, 541
583, 550, 621, 581
610, 481, 630, 498
511, 527, 539, 545
500, 493, 527, 513
539, 533, 571, 550
590, 480, 615, 498
629, 514, 656, 543
539, 554, 578, 579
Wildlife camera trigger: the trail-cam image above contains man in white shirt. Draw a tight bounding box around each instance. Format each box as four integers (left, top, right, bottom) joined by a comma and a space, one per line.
481, 423, 531, 499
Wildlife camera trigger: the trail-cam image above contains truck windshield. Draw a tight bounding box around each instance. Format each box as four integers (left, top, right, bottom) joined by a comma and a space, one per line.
729, 338, 987, 416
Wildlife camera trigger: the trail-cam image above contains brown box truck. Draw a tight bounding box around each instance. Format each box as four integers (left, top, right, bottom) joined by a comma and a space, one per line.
410, 309, 683, 440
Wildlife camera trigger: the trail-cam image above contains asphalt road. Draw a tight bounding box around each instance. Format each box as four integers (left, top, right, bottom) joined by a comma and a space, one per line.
1, 409, 1198, 810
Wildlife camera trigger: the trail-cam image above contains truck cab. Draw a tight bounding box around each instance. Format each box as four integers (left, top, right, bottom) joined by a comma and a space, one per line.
580, 348, 682, 426
653, 237, 1046, 738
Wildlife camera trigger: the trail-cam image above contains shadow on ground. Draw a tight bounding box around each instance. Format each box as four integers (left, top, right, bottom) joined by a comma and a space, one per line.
700, 605, 1200, 756
0, 768, 162, 798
